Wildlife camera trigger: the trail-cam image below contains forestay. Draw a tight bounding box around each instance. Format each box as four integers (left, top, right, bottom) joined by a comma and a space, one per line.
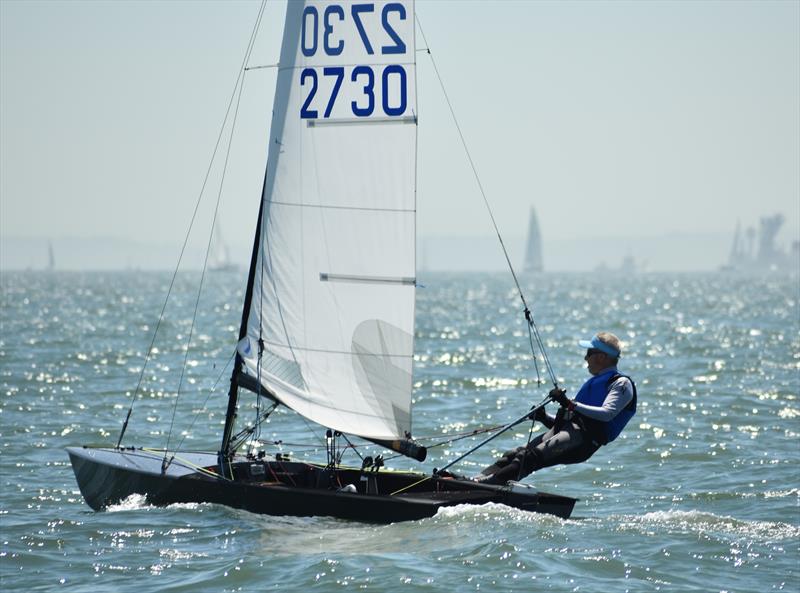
238, 0, 417, 440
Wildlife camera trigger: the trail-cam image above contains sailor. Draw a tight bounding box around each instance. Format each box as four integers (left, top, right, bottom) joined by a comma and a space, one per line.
475, 332, 636, 485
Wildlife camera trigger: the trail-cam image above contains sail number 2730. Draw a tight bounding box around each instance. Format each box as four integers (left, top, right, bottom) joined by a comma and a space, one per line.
299, 3, 410, 119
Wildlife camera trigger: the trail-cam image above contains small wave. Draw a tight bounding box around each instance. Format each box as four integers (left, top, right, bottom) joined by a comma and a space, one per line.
615, 509, 800, 542
764, 487, 799, 499
687, 488, 800, 502
164, 502, 204, 511
159, 548, 209, 562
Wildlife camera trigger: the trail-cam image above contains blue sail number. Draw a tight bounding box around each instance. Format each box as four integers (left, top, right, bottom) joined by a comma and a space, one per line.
351, 4, 375, 55
300, 69, 319, 119
301, 65, 406, 119
382, 65, 406, 116
381, 3, 406, 54
302, 3, 408, 57
301, 7, 318, 57
324, 5, 345, 56
299, 2, 409, 119
351, 66, 375, 117
323, 67, 345, 118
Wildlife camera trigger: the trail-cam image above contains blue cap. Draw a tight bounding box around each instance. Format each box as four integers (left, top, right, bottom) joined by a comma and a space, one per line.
578, 335, 621, 358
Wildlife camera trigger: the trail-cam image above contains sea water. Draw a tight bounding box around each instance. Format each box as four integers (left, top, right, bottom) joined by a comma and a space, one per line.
1, 270, 798, 592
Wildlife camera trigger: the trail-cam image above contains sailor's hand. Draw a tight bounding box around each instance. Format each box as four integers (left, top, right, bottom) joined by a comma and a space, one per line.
529, 406, 548, 423
549, 387, 570, 408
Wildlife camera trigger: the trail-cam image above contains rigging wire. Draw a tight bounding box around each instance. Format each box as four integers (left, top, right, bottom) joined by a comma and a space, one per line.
249, 381, 263, 457
156, 0, 266, 470
338, 432, 364, 464
164, 11, 265, 468
414, 14, 558, 389
116, 1, 269, 451
526, 316, 542, 385
231, 402, 279, 453
518, 416, 538, 481
171, 349, 237, 455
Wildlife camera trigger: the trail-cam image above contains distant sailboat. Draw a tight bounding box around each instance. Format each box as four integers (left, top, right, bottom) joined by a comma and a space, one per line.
67, 0, 576, 522
46, 241, 55, 271
523, 207, 543, 273
209, 221, 238, 272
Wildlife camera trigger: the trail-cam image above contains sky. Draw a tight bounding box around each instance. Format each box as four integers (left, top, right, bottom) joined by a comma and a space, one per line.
1, 0, 798, 271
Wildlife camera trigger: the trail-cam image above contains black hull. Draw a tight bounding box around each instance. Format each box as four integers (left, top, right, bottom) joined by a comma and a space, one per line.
67, 447, 577, 523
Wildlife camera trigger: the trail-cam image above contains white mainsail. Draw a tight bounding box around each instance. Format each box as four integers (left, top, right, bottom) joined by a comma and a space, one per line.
239, 0, 417, 440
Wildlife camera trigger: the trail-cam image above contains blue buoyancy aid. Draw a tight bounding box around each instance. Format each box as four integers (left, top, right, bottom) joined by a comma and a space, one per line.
574, 367, 637, 444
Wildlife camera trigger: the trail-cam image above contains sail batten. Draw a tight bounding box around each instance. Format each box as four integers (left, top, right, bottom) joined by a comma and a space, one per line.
320, 273, 415, 285
308, 115, 417, 127
239, 0, 417, 441
267, 200, 414, 213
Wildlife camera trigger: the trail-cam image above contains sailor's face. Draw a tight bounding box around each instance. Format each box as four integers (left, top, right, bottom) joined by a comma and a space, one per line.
585, 349, 606, 375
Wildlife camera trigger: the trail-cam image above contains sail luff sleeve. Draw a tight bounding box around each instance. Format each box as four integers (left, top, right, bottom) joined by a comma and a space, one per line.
239, 0, 418, 441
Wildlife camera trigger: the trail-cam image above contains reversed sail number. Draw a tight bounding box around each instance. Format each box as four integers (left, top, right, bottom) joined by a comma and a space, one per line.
299, 2, 409, 119
301, 3, 406, 57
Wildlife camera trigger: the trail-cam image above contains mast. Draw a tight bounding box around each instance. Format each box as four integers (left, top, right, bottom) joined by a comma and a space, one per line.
219, 191, 268, 466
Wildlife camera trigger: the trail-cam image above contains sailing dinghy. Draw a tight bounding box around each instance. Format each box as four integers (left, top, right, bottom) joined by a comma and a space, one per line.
68, 0, 577, 523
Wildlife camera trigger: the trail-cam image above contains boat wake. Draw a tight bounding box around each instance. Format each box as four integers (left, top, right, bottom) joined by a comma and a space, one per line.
233, 503, 566, 556
433, 502, 570, 525
613, 509, 800, 542
105, 493, 150, 512
105, 494, 205, 514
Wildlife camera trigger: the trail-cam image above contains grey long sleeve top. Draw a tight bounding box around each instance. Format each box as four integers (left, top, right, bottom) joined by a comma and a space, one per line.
572, 372, 634, 422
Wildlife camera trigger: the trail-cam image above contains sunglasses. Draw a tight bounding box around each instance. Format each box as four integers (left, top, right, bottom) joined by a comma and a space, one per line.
585, 349, 603, 358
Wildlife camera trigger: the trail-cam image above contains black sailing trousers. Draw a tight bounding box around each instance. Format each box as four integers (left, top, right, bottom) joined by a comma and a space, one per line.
480, 419, 600, 484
